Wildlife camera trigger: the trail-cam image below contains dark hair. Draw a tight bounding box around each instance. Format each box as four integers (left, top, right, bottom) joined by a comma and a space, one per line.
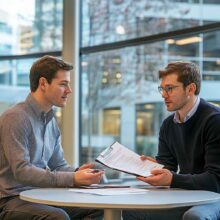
29, 55, 73, 92
159, 61, 201, 95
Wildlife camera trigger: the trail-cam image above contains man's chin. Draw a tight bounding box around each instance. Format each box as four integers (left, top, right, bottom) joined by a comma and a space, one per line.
60, 102, 67, 107
166, 105, 174, 112
55, 102, 67, 108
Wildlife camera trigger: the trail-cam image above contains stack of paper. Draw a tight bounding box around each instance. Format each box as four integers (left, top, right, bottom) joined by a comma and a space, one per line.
69, 188, 148, 196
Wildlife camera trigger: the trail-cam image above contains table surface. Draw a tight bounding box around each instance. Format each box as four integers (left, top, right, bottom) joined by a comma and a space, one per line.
20, 187, 220, 210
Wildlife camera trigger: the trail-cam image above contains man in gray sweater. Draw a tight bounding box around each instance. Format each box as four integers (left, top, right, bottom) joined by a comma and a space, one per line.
0, 55, 103, 220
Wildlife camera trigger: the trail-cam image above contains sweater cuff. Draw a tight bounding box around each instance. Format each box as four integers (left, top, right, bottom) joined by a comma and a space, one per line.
171, 172, 189, 189
170, 172, 179, 188
55, 171, 74, 187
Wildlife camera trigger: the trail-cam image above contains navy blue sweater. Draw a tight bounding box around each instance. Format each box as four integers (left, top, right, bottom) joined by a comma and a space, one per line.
156, 99, 220, 193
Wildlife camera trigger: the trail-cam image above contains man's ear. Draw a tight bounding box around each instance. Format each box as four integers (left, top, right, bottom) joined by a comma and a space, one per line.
39, 77, 48, 91
188, 83, 196, 95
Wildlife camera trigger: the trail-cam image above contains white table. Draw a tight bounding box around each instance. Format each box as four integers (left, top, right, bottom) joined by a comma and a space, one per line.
20, 188, 220, 220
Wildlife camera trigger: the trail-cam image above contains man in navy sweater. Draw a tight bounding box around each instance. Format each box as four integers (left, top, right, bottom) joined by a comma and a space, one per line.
123, 61, 220, 220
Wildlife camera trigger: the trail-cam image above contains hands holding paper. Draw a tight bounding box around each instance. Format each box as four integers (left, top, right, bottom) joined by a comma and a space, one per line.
137, 155, 173, 186
74, 163, 104, 187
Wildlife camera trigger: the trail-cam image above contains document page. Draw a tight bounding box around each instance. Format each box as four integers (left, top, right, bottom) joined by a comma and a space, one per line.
69, 188, 148, 196
80, 184, 130, 189
96, 142, 163, 177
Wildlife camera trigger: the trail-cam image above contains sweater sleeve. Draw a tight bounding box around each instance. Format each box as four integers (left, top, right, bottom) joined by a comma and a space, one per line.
47, 120, 76, 173
156, 118, 178, 172
171, 114, 220, 193
1, 111, 74, 188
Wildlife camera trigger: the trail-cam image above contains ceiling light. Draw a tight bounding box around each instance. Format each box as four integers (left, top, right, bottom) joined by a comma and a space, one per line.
116, 72, 122, 79
175, 36, 202, 45
102, 78, 108, 84
116, 25, 125, 35
165, 39, 175, 44
81, 61, 88, 66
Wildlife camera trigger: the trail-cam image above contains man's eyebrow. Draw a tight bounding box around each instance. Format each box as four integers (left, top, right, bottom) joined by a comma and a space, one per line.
160, 84, 172, 87
59, 80, 70, 83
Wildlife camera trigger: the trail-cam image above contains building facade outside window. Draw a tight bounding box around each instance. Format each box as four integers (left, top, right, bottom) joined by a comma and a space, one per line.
80, 0, 220, 180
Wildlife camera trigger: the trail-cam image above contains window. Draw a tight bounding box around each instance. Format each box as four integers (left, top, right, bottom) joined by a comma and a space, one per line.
0, 0, 62, 113
81, 0, 220, 47
80, 0, 220, 182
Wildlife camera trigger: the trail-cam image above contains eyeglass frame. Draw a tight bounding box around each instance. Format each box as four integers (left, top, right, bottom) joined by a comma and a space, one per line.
158, 85, 181, 95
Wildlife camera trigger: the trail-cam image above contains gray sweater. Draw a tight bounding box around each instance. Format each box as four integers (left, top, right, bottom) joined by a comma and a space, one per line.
0, 94, 75, 198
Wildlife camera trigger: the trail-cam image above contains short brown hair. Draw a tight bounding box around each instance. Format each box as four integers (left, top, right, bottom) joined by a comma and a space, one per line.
159, 61, 201, 95
29, 55, 73, 92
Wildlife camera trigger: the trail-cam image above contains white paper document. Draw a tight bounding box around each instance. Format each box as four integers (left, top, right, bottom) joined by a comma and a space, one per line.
96, 142, 163, 177
69, 188, 148, 196
80, 184, 130, 189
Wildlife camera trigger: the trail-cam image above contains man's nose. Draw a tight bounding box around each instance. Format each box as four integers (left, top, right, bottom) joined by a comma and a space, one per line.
65, 85, 72, 94
161, 90, 168, 98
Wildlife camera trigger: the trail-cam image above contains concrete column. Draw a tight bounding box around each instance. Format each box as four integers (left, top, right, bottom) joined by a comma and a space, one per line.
61, 0, 79, 167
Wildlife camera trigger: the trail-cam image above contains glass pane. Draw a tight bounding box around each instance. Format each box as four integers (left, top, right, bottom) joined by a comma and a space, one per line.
80, 30, 220, 181
81, 0, 220, 47
0, 59, 34, 87
203, 31, 220, 81
203, 0, 220, 4
0, 0, 62, 55
136, 103, 163, 156
103, 108, 120, 136
0, 59, 30, 113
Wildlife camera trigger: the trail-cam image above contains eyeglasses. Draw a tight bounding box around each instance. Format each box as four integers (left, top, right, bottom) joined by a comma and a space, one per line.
158, 85, 180, 95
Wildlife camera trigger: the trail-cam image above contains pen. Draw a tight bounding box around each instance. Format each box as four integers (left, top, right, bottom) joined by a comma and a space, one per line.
91, 169, 105, 173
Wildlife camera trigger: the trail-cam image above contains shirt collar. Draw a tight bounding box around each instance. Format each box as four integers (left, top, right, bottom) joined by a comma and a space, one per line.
26, 93, 54, 123
174, 96, 200, 123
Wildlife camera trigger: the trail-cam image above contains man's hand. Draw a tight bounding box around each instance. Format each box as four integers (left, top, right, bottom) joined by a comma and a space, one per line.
78, 163, 94, 171
137, 168, 173, 186
140, 155, 157, 163
74, 168, 104, 187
